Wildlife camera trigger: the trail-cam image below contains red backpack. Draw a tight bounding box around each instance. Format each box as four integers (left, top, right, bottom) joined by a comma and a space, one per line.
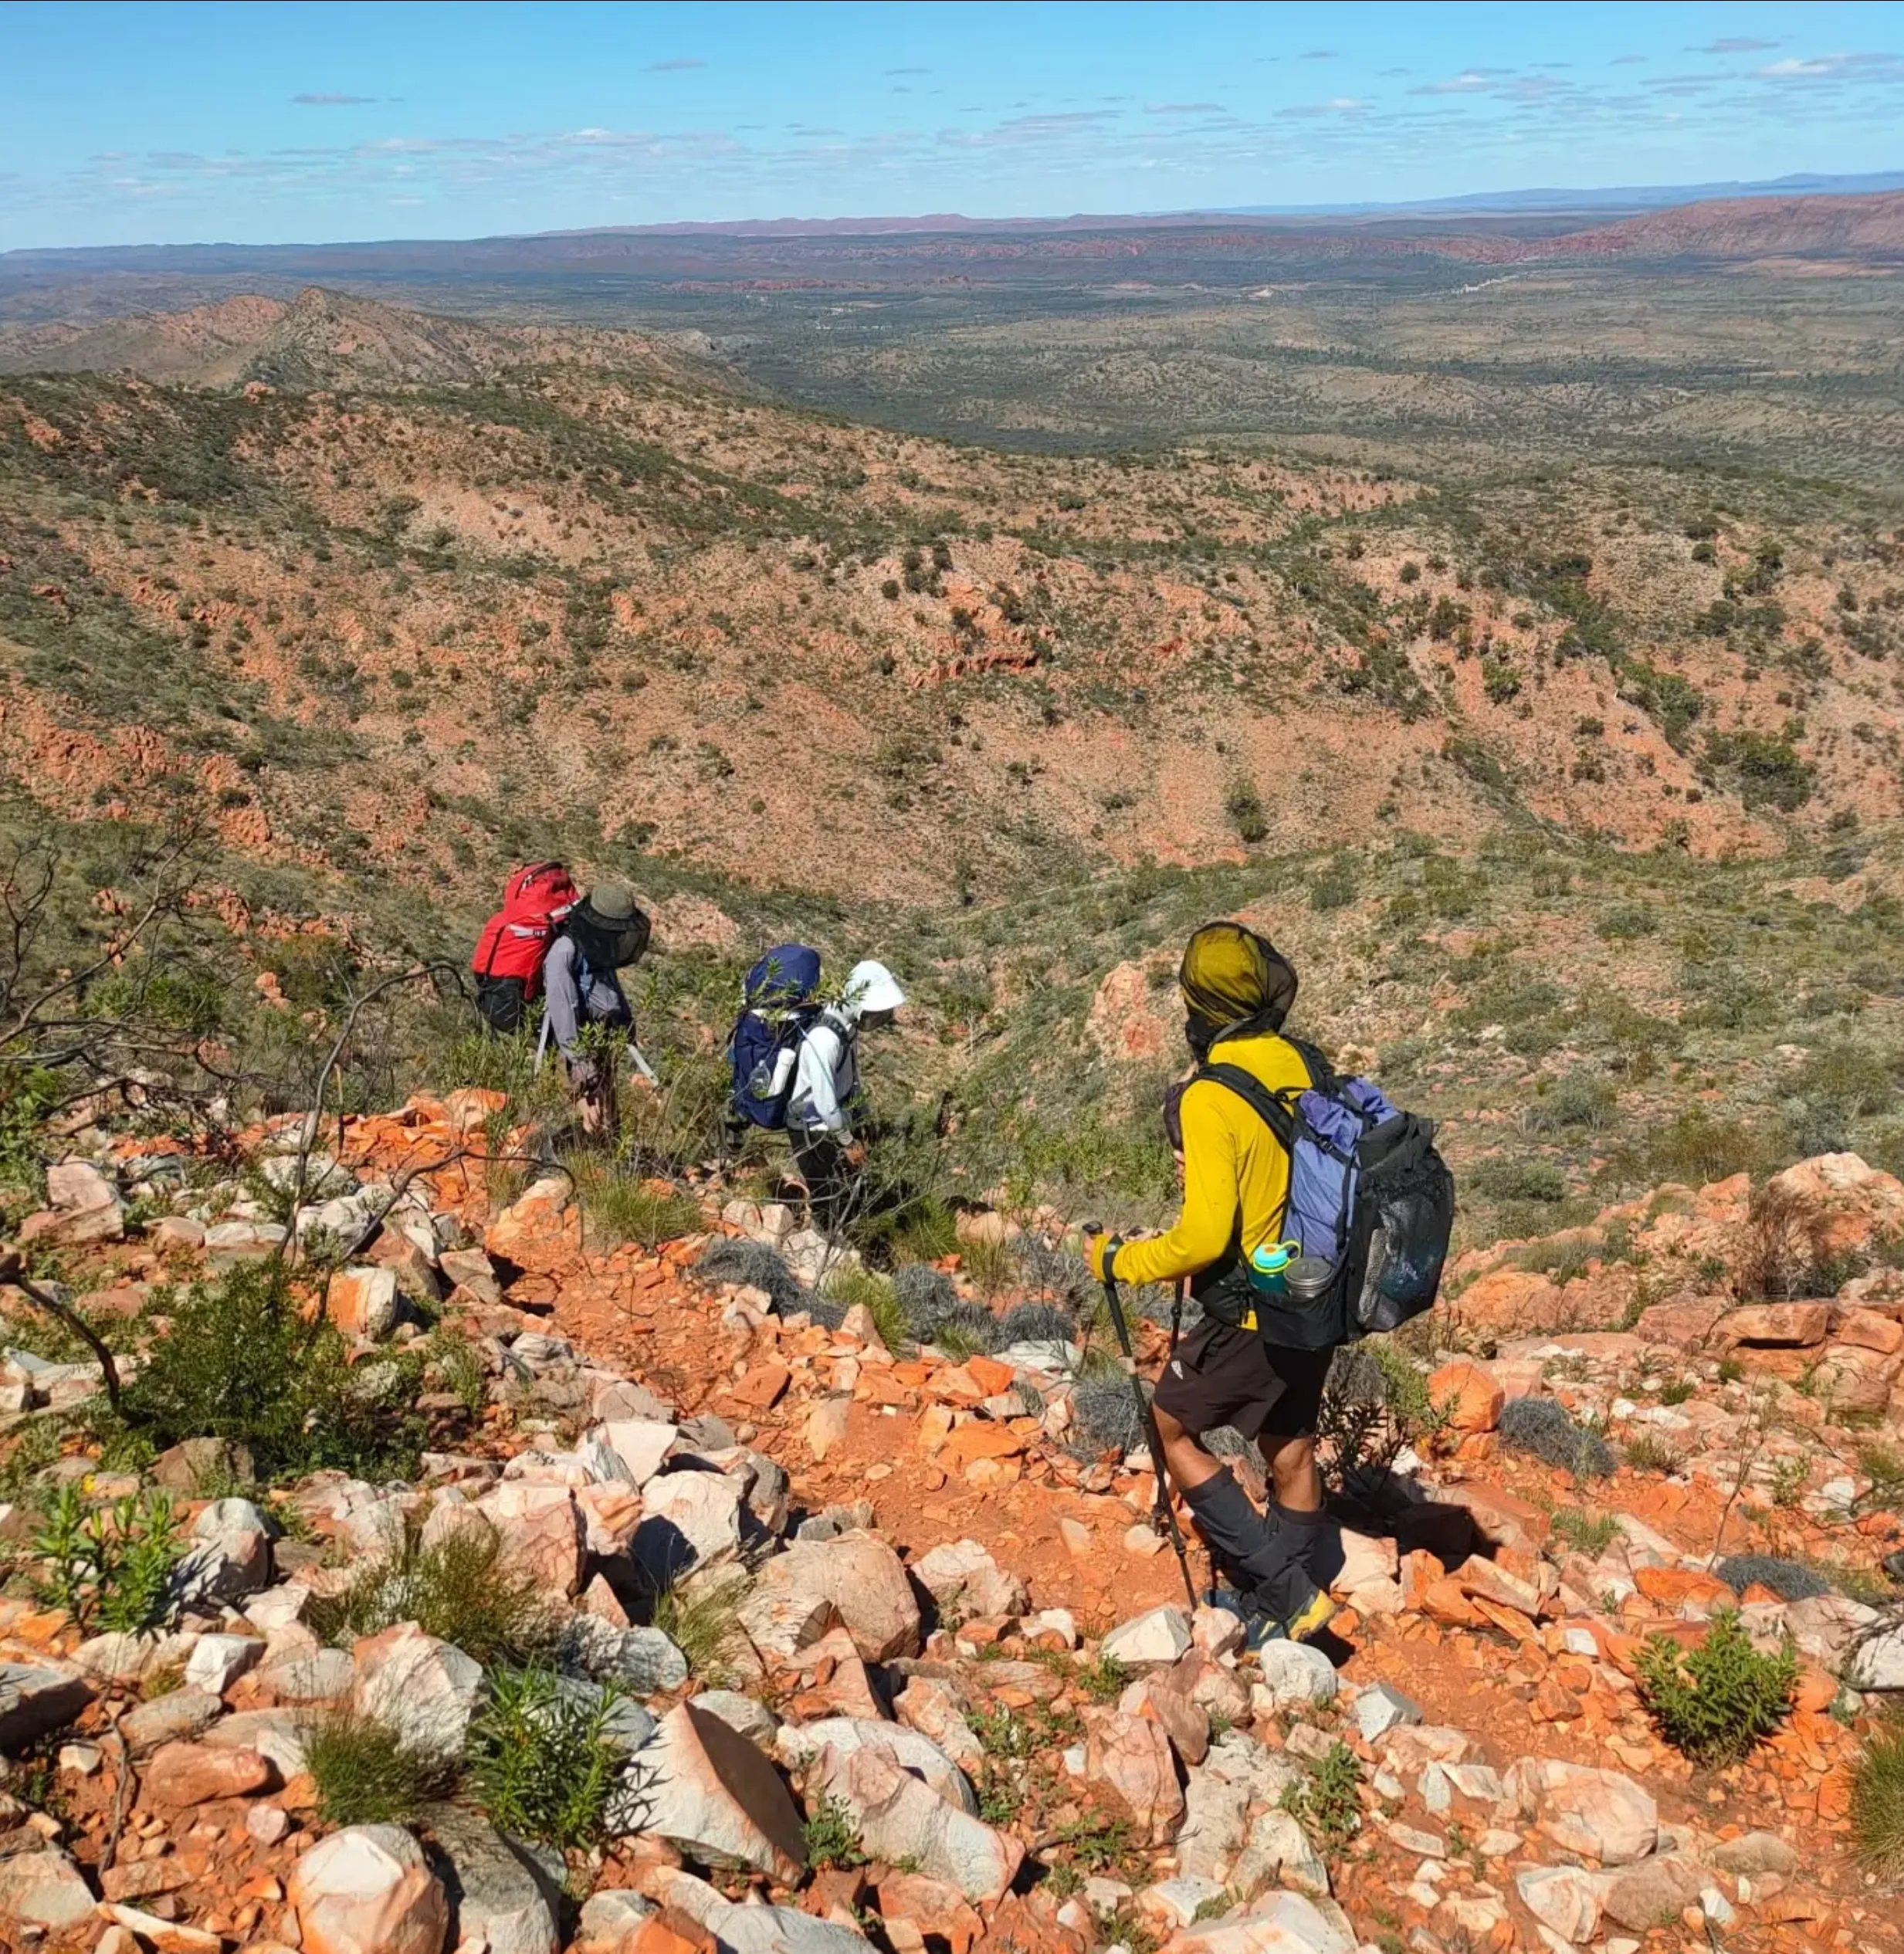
472, 862, 578, 1033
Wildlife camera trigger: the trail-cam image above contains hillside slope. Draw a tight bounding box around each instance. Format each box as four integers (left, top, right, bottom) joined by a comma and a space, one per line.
4, 288, 1901, 930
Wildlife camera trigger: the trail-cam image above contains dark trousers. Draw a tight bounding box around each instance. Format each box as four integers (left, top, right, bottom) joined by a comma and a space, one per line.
791, 1132, 857, 1232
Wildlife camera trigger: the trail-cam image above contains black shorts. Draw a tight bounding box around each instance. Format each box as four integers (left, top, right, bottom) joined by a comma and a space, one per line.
1153, 1321, 1336, 1443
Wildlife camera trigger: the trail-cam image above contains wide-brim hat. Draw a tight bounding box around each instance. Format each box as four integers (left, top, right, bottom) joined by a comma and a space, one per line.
845, 960, 906, 1013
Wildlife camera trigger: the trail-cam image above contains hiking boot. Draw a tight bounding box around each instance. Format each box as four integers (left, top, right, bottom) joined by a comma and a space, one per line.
1208, 1578, 1337, 1651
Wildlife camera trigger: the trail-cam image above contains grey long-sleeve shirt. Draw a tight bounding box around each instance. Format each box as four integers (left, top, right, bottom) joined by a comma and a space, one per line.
541, 934, 631, 1059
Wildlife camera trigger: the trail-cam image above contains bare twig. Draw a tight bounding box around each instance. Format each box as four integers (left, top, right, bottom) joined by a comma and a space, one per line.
0, 1246, 122, 1415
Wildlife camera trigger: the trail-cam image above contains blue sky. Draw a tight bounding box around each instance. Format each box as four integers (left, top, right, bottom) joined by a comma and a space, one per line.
5, 1, 1902, 249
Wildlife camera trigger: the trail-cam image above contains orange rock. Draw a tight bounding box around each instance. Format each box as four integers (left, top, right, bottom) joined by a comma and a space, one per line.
1835, 1306, 1903, 1356
1794, 1668, 1837, 1715
1634, 1565, 1733, 1611
966, 1355, 1015, 1397
1428, 1361, 1506, 1434
729, 1361, 790, 1410
938, 1423, 1027, 1471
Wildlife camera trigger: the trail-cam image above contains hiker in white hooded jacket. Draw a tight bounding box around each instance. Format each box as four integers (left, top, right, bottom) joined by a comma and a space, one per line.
784, 959, 905, 1228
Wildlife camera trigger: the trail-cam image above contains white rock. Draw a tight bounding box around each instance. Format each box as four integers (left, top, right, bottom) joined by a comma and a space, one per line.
1232, 1807, 1330, 1898
601, 1417, 679, 1485
910, 1538, 1029, 1620
1846, 1623, 1904, 1692
185, 1634, 264, 1695
0, 1850, 97, 1932
1100, 1604, 1193, 1668
1352, 1681, 1422, 1741
427, 1803, 558, 1954
738, 1531, 922, 1662
808, 1739, 1022, 1903
0, 1661, 95, 1752
1163, 1889, 1353, 1954
286, 1823, 449, 1954
778, 1717, 975, 1814
633, 1470, 747, 1587
1253, 1639, 1339, 1709
351, 1625, 484, 1762
623, 1701, 807, 1882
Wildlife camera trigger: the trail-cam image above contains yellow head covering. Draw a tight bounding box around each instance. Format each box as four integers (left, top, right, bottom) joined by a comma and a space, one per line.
1179, 922, 1298, 1036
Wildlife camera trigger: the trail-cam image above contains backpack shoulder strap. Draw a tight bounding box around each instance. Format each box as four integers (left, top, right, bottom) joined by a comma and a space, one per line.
1197, 1062, 1297, 1150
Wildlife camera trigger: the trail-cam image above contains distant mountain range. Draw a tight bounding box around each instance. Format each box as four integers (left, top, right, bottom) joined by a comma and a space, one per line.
1206, 168, 1904, 219
5, 180, 1902, 286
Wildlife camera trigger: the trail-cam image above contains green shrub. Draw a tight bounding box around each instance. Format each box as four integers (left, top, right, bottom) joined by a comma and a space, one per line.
1282, 1739, 1362, 1851
1471, 1156, 1567, 1203
1309, 859, 1357, 911
465, 1664, 630, 1851
306, 1709, 456, 1827
1853, 1708, 1904, 1876
306, 1515, 557, 1666
1524, 1074, 1616, 1134
1550, 1506, 1618, 1555
1635, 1611, 1796, 1763
802, 1793, 866, 1871
119, 1264, 425, 1482
823, 1265, 907, 1352
29, 1484, 184, 1632
1594, 903, 1656, 941
1225, 782, 1269, 847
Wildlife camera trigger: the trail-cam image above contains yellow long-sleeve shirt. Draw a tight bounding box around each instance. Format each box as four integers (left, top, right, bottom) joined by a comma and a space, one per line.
1110, 1031, 1313, 1291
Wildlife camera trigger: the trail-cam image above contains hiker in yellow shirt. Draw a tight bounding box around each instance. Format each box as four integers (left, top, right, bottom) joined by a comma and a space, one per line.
1088, 922, 1338, 1648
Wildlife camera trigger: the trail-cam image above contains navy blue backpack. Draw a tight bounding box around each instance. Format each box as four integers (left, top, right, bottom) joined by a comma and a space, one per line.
728, 943, 823, 1129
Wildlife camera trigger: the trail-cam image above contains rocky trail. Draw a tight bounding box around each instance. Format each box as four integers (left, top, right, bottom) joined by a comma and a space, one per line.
2, 1091, 1902, 1954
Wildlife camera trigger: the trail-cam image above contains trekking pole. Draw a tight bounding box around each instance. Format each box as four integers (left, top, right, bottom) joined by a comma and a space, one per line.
1089, 1232, 1199, 1613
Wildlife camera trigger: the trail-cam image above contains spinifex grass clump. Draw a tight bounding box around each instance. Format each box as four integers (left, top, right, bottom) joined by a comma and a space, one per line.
1635, 1610, 1797, 1763
305, 1709, 456, 1827
695, 1237, 833, 1322
306, 1515, 557, 1667
998, 1301, 1075, 1345
1853, 1708, 1904, 1877
1715, 1555, 1830, 1603
1498, 1395, 1614, 1480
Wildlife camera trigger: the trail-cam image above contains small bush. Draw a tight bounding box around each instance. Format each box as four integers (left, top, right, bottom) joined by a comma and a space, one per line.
1499, 1396, 1614, 1478
1635, 1611, 1796, 1763
1853, 1708, 1904, 1876
466, 1665, 630, 1851
1595, 903, 1656, 941
1525, 1073, 1617, 1134
1309, 860, 1357, 911
1643, 1109, 1771, 1188
29, 1485, 184, 1633
1472, 1156, 1567, 1203
1316, 1343, 1446, 1495
120, 1263, 425, 1482
1282, 1739, 1363, 1851
822, 1264, 907, 1351
1069, 1375, 1145, 1455
306, 1516, 557, 1666
1621, 1433, 1682, 1475
306, 1710, 455, 1827
802, 1793, 866, 1871
1734, 1182, 1831, 1302
890, 1261, 958, 1334
1714, 1555, 1829, 1603
1226, 781, 1269, 847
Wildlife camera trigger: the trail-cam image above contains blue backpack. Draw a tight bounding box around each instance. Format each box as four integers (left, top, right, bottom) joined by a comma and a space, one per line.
728, 943, 823, 1129
1201, 1035, 1455, 1349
